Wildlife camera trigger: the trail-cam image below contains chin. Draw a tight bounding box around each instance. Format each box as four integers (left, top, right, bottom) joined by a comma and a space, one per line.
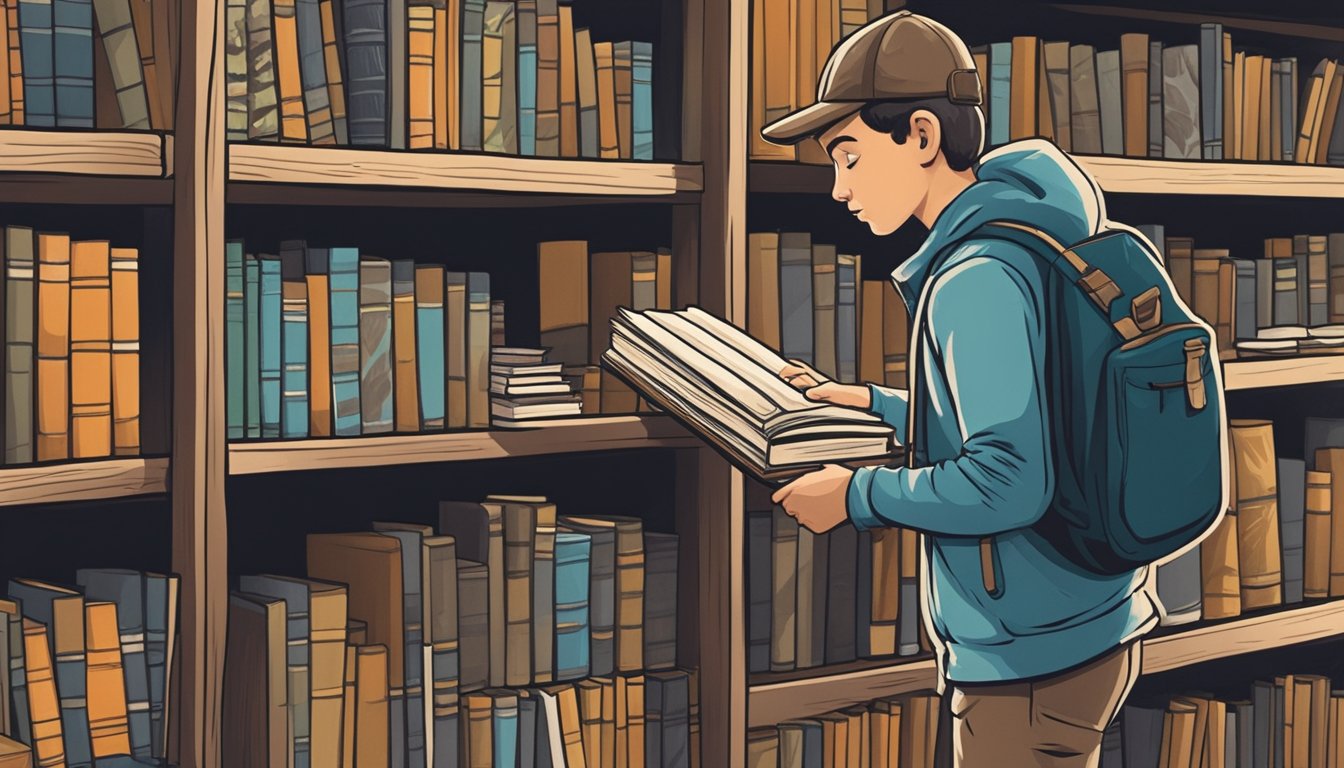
868, 220, 900, 237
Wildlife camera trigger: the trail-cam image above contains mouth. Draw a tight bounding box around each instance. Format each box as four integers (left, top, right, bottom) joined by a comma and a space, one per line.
850, 209, 863, 218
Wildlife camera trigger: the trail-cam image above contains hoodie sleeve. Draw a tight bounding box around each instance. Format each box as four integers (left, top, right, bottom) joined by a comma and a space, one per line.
847, 256, 1054, 536
866, 384, 909, 444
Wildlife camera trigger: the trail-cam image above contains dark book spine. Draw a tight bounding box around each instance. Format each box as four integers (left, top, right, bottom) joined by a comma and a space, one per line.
294, 0, 334, 142
340, 0, 386, 145
747, 510, 771, 674
52, 0, 93, 126
1199, 24, 1223, 159
824, 523, 856, 665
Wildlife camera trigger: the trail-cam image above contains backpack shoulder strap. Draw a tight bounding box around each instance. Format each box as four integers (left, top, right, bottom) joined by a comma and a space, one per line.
971, 220, 1125, 315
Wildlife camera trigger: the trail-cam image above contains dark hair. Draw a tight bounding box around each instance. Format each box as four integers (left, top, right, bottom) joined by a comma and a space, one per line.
858, 98, 985, 171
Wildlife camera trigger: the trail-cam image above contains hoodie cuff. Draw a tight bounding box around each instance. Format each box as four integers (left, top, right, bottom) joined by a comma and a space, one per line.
847, 465, 886, 531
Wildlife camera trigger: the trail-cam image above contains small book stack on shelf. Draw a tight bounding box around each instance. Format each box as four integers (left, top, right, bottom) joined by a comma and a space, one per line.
746, 690, 941, 768
0, 0, 174, 129
225, 0, 656, 158
965, 27, 1343, 164
224, 496, 695, 768
0, 570, 179, 768
1, 225, 143, 466
489, 346, 581, 425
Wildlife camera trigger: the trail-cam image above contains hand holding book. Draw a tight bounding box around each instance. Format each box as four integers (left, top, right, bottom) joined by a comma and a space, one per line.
778, 359, 872, 410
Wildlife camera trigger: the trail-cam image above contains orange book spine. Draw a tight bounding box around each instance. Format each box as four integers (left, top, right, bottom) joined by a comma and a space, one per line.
445, 0, 461, 149
432, 0, 449, 149
1009, 36, 1039, 140
594, 41, 618, 159
70, 241, 113, 459
408, 0, 436, 148
393, 264, 420, 432
1200, 511, 1242, 620
1119, 33, 1148, 156
1315, 449, 1344, 596
22, 620, 64, 768
36, 233, 70, 461
558, 4, 577, 157
319, 0, 346, 142
307, 271, 332, 437
272, 0, 309, 142
110, 248, 141, 456
0, 0, 11, 125
85, 603, 132, 757
6, 0, 20, 124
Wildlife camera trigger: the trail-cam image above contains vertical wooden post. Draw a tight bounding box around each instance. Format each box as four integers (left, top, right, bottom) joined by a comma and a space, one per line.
172, 0, 228, 763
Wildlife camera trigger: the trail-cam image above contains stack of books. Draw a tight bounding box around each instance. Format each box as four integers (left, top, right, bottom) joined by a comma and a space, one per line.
225, 496, 695, 767
225, 0, 656, 158
489, 346, 582, 425
0, 0, 173, 129
1, 570, 179, 767
746, 690, 941, 768
1, 225, 143, 465
1108, 673, 1344, 767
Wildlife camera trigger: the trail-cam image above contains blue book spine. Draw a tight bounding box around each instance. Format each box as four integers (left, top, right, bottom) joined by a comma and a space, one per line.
341, 0, 387, 145
142, 574, 169, 759
18, 0, 55, 126
1199, 24, 1223, 160
259, 256, 283, 438
329, 247, 362, 436
416, 268, 446, 431
75, 568, 153, 758
988, 42, 1011, 147
56, 649, 93, 767
226, 242, 246, 440
244, 256, 262, 439
631, 42, 653, 160
492, 699, 518, 768
553, 532, 591, 681
295, 0, 332, 141
518, 44, 537, 155
52, 0, 92, 126
281, 283, 309, 439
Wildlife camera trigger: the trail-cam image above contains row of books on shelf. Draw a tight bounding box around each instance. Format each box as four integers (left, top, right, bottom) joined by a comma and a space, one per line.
0, 0, 174, 129
745, 691, 940, 768
225, 0, 656, 158
0, 570, 178, 768
1102, 674, 1344, 768
0, 226, 142, 467
746, 233, 907, 389
223, 497, 688, 767
748, 413, 1344, 674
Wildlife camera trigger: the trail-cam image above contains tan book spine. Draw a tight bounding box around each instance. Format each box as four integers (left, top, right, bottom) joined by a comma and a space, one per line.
534, 0, 559, 155
538, 240, 589, 370
1258, 53, 1272, 163
1315, 449, 1344, 596
845, 708, 865, 768
1166, 699, 1198, 768
747, 728, 778, 768
461, 692, 491, 768
318, 0, 346, 142
352, 645, 388, 768
1315, 69, 1344, 165
1305, 470, 1332, 599
1037, 45, 1054, 143
600, 677, 616, 768
589, 251, 636, 413
545, 684, 586, 768
1190, 249, 1225, 353
443, 0, 461, 149
613, 42, 633, 159
626, 675, 645, 768
445, 273, 467, 428
594, 42, 619, 158
1229, 419, 1283, 609
307, 269, 332, 436
1010, 36, 1039, 140
309, 587, 348, 768
1200, 509, 1242, 620
859, 281, 884, 386
1241, 56, 1263, 161
558, 3, 577, 157
614, 520, 645, 673
758, 0, 796, 160
614, 676, 628, 768
70, 241, 112, 459
1173, 696, 1208, 767
869, 528, 900, 657
749, 0, 787, 159
792, 0, 824, 165
5, 0, 19, 124
1220, 33, 1233, 160
747, 233, 781, 351
1292, 676, 1313, 768
0, 736, 32, 768
771, 507, 798, 672
271, 0, 308, 142
340, 622, 366, 768
1232, 51, 1245, 162
393, 266, 420, 433
22, 620, 63, 768
1118, 34, 1147, 155
408, 0, 436, 148
881, 281, 907, 389
0, 0, 10, 124
1330, 695, 1344, 768
500, 502, 535, 687
578, 679, 603, 768
1304, 61, 1339, 164
109, 247, 140, 455
36, 233, 71, 461
1305, 676, 1330, 768
85, 602, 131, 757
126, 0, 160, 128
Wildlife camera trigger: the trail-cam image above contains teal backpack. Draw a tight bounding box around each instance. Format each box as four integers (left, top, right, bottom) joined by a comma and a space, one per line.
929, 220, 1228, 575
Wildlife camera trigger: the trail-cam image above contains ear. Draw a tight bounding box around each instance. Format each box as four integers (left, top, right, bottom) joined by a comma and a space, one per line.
908, 109, 942, 167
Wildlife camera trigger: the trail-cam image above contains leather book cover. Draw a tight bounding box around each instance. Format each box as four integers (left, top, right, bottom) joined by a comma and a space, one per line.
69, 240, 112, 459
36, 233, 70, 461
1200, 509, 1242, 620
1229, 419, 1283, 610
392, 260, 420, 433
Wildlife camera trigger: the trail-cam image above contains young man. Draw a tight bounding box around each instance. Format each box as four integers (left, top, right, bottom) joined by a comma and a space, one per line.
763, 12, 1159, 768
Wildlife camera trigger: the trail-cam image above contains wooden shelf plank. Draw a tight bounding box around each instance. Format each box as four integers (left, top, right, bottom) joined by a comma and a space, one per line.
228, 144, 704, 200
227, 415, 700, 475
0, 457, 170, 507
749, 158, 1344, 198
747, 601, 1344, 727
0, 130, 172, 177
1223, 356, 1344, 390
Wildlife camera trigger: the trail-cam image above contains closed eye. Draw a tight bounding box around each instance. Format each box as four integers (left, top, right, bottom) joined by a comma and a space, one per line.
844, 152, 859, 169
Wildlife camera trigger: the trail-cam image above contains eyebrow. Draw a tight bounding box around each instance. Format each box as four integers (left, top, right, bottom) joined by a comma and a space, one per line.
825, 135, 857, 156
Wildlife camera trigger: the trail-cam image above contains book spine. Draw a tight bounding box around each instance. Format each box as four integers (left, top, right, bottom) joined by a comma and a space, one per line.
305, 250, 332, 437
69, 241, 112, 459
1164, 45, 1203, 160
466, 272, 490, 428
556, 2, 575, 157
854, 529, 872, 660
594, 40, 618, 158
503, 504, 536, 687
1318, 450, 1344, 596
779, 232, 813, 366
245, 0, 279, 139
85, 602, 132, 757
1200, 510, 1242, 620
244, 255, 261, 438
1309, 235, 1329, 326
1069, 45, 1100, 154
632, 41, 652, 160
22, 621, 64, 767
835, 254, 857, 383
415, 266, 445, 431
747, 509, 771, 674
294, 0, 333, 142
614, 522, 644, 674
359, 257, 393, 434
1235, 259, 1256, 340
318, 0, 345, 143
456, 564, 489, 694
1272, 242, 1298, 326
460, 0, 485, 151
642, 534, 678, 671
93, 0, 150, 128
811, 244, 837, 379
106, 247, 139, 455
258, 255, 283, 438
272, 0, 309, 142
1146, 39, 1162, 158
575, 27, 597, 158
1116, 34, 1144, 155
770, 507, 798, 672
1331, 233, 1344, 324
1199, 24, 1222, 159
52, 0, 91, 126
1278, 458, 1306, 605
53, 601, 93, 767
18, 0, 54, 126
281, 253, 310, 439
516, 694, 537, 768
328, 247, 360, 436
392, 260, 420, 433
1097, 49, 1122, 155
4, 228, 33, 464
354, 645, 390, 768
341, 0, 385, 145
1230, 421, 1283, 610
753, 0, 793, 161
587, 531, 615, 678
35, 234, 70, 461
462, 692, 492, 766
1043, 41, 1070, 151
407, 0, 435, 148
516, 0, 536, 155
226, 242, 246, 439
533, 505, 556, 685
613, 41, 632, 159
987, 42, 1010, 146
1282, 58, 1298, 163
423, 540, 460, 768
825, 523, 857, 665
1295, 235, 1311, 326
532, 0, 557, 156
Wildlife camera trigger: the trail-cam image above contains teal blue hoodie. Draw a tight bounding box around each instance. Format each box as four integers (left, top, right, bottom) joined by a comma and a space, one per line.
846, 139, 1159, 684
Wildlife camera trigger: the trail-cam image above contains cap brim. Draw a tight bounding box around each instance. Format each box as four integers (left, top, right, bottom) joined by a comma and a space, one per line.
760, 101, 863, 145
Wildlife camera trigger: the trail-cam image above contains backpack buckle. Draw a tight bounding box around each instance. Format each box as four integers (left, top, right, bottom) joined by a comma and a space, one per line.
1077, 267, 1123, 312
1132, 286, 1162, 332
1184, 339, 1207, 411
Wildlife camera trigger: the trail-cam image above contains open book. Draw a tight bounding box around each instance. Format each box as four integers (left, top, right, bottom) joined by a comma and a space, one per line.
602, 306, 899, 480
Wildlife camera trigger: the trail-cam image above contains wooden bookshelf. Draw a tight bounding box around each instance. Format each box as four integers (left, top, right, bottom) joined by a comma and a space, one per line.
0, 458, 170, 508
749, 158, 1344, 198
227, 416, 700, 475
0, 129, 172, 177
1222, 356, 1344, 390
227, 144, 705, 205
747, 600, 1344, 727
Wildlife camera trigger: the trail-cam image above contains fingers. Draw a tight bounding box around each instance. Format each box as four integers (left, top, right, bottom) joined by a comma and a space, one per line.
770, 482, 794, 505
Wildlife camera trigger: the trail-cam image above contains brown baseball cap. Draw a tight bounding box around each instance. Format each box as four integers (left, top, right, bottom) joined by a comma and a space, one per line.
761, 10, 983, 145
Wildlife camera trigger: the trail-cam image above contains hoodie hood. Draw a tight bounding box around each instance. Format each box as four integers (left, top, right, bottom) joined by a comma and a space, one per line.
892, 139, 1105, 310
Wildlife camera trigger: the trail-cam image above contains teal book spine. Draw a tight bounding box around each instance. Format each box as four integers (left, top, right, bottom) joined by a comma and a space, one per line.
988, 41, 1011, 147
492, 694, 518, 768
244, 255, 262, 439
280, 244, 310, 438
553, 532, 591, 681
142, 573, 171, 759
359, 256, 393, 434
226, 241, 246, 440
415, 266, 446, 431
18, 0, 55, 126
631, 41, 653, 160
329, 247, 361, 436
259, 255, 283, 438
75, 568, 153, 758
516, 0, 537, 155
52, 0, 92, 126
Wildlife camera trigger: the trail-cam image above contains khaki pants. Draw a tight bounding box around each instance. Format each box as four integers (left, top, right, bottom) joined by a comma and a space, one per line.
949, 642, 1141, 768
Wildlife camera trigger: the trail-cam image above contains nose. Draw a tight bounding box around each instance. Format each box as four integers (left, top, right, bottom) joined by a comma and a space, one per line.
831, 173, 850, 204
